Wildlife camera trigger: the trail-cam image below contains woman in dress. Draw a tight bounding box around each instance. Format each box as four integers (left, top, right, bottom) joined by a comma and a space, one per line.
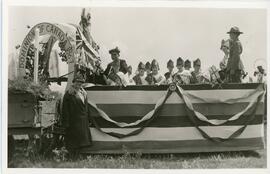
62, 73, 92, 158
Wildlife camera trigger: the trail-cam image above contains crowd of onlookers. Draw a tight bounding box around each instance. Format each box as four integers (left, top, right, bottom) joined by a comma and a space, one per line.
86, 26, 266, 86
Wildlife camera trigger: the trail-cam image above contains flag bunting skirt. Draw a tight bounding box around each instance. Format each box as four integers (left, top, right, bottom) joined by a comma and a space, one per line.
83, 83, 266, 153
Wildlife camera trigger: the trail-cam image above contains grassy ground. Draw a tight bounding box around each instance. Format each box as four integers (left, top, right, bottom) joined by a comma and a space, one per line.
8, 140, 267, 168
8, 124, 267, 169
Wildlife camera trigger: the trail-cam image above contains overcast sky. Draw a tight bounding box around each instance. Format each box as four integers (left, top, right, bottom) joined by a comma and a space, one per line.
8, 6, 267, 75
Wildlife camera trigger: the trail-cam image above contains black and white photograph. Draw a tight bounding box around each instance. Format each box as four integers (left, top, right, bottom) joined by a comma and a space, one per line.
2, 0, 269, 173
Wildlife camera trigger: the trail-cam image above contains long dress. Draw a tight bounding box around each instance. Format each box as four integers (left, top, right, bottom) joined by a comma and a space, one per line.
62, 87, 92, 152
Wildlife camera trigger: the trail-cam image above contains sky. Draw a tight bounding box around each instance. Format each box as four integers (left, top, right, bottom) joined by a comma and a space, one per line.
8, 6, 267, 76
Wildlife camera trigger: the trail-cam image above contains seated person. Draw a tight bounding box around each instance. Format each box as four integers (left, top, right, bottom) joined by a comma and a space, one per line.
145, 61, 151, 76
173, 57, 184, 85
104, 47, 128, 76
173, 57, 193, 85
126, 65, 135, 85
133, 62, 148, 85
146, 59, 166, 85
103, 61, 128, 86
164, 59, 175, 84
164, 72, 173, 84
182, 59, 192, 84
190, 58, 204, 84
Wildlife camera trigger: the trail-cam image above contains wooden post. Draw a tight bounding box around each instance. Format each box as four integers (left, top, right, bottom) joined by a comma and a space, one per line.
34, 28, 39, 84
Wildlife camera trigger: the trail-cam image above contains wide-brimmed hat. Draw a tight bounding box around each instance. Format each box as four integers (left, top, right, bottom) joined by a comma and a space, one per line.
72, 72, 85, 83
227, 26, 243, 34
109, 47, 120, 54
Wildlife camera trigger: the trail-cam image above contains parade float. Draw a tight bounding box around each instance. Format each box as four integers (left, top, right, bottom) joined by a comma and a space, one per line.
8, 9, 266, 155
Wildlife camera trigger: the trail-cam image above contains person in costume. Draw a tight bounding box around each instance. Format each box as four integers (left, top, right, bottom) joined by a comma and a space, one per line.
184, 59, 191, 71
173, 57, 184, 85
126, 65, 135, 85
104, 47, 128, 77
133, 62, 148, 85
164, 59, 175, 84
190, 58, 204, 84
62, 72, 92, 158
103, 60, 128, 86
254, 65, 266, 83
145, 61, 151, 76
181, 59, 192, 84
219, 39, 230, 82
226, 27, 244, 83
146, 59, 166, 85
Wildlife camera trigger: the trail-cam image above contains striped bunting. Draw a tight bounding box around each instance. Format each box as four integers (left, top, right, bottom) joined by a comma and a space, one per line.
85, 83, 266, 153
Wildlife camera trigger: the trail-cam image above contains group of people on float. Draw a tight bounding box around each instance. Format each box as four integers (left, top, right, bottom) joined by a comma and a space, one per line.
88, 26, 265, 86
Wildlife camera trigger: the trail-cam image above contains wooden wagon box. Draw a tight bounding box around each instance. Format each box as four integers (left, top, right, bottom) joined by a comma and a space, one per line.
83, 83, 266, 154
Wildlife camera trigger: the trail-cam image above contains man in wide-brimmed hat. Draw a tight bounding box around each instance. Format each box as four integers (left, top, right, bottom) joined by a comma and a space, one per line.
104, 47, 128, 80
226, 26, 244, 83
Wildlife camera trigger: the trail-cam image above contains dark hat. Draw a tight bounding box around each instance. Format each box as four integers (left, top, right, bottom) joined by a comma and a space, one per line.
184, 59, 191, 68
167, 59, 174, 67
177, 57, 183, 66
227, 26, 243, 34
145, 61, 151, 70
109, 46, 120, 54
193, 58, 201, 66
138, 62, 145, 70
151, 59, 159, 71
72, 72, 85, 83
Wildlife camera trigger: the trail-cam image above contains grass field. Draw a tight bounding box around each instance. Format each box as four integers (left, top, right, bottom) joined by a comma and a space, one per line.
8, 135, 267, 169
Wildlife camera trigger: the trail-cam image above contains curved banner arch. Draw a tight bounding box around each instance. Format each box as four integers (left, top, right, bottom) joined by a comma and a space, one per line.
18, 22, 77, 76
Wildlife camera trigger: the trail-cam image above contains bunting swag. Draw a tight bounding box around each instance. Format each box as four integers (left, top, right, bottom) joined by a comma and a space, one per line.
88, 90, 172, 138
176, 84, 266, 126
175, 85, 265, 142
87, 89, 171, 128
87, 83, 265, 140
